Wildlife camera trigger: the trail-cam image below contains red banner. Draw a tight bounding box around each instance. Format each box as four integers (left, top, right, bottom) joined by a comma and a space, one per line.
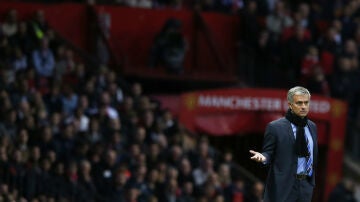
181, 88, 334, 116
179, 88, 344, 138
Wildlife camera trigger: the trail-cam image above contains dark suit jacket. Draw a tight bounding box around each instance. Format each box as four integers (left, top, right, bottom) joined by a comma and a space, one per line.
261, 117, 318, 202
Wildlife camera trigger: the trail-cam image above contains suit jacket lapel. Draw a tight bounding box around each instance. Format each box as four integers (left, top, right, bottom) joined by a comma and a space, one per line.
307, 123, 316, 149
286, 120, 295, 143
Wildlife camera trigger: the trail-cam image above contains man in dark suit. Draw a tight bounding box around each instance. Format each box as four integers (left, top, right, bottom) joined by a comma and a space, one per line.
250, 86, 318, 202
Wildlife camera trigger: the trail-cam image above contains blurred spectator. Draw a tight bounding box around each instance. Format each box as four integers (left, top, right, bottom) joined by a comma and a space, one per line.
149, 18, 187, 74
266, 1, 293, 43
49, 112, 62, 136
222, 150, 237, 176
217, 163, 231, 188
61, 84, 79, 116
37, 157, 53, 199
339, 4, 357, 41
22, 146, 41, 200
1, 9, 18, 38
253, 29, 278, 87
224, 176, 245, 202
87, 117, 103, 144
0, 146, 10, 180
82, 78, 100, 114
202, 172, 223, 199
67, 106, 90, 133
178, 157, 195, 186
78, 160, 97, 201
96, 11, 111, 65
305, 64, 330, 96
7, 149, 25, 195
189, 136, 217, 168
239, 0, 259, 47
125, 185, 143, 202
192, 157, 214, 187
145, 168, 161, 195
301, 45, 320, 80
99, 91, 119, 120
159, 178, 182, 201
37, 126, 56, 157
43, 84, 63, 114
318, 26, 342, 56
107, 81, 124, 107
8, 21, 34, 56
179, 181, 196, 202
300, 45, 331, 96
51, 162, 67, 200
0, 36, 11, 67
32, 37, 55, 78
131, 82, 143, 106
14, 129, 30, 162
108, 166, 129, 201
28, 10, 49, 42
142, 110, 161, 143
54, 45, 75, 81
281, 23, 311, 86
244, 181, 264, 202
1, 108, 17, 141
330, 56, 360, 119
296, 3, 318, 36
167, 145, 184, 167
62, 161, 88, 201
10, 47, 28, 73
126, 164, 151, 200
341, 39, 359, 68
92, 149, 120, 198
237, 0, 260, 85
53, 123, 76, 162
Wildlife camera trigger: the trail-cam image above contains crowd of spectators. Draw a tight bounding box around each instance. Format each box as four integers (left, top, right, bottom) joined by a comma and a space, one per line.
238, 0, 360, 125
0, 8, 266, 202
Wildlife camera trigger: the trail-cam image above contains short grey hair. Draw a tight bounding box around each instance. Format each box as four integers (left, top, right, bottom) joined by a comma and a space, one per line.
287, 86, 311, 103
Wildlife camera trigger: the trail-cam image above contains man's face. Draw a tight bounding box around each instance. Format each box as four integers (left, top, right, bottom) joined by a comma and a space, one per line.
289, 94, 310, 118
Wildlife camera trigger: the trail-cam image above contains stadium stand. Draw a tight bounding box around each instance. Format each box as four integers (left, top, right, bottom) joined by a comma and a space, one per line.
1, 0, 360, 201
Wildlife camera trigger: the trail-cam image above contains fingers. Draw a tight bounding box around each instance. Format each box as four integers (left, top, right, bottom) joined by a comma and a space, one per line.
249, 150, 257, 154
249, 150, 259, 160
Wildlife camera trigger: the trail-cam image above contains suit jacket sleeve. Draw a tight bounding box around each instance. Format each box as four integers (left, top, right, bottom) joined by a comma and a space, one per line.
262, 123, 277, 165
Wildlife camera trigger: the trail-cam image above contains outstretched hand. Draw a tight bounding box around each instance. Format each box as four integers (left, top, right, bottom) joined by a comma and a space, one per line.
250, 150, 266, 163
